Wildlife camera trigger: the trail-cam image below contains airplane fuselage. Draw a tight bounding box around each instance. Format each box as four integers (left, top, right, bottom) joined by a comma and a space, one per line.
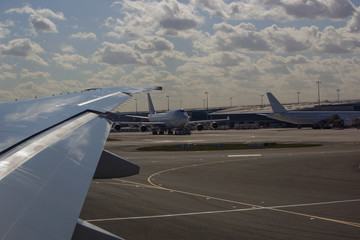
148, 109, 190, 129
268, 111, 360, 126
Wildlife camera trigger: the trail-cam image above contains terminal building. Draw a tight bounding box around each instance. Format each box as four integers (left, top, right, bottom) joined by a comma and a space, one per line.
208, 100, 360, 129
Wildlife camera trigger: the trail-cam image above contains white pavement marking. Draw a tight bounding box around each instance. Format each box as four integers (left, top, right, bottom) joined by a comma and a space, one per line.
87, 198, 360, 223
228, 154, 262, 158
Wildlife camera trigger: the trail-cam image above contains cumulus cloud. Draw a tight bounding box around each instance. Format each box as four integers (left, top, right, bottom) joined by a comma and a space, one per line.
6, 4, 65, 33
14, 81, 54, 98
61, 44, 75, 53
52, 53, 88, 70
29, 14, 58, 33
69, 32, 97, 40
208, 52, 250, 68
93, 42, 145, 65
265, 0, 356, 20
346, 8, 360, 32
0, 71, 17, 81
0, 38, 47, 65
129, 36, 173, 52
204, 22, 271, 52
0, 20, 14, 38
106, 0, 203, 38
20, 69, 51, 79
194, 0, 356, 21
0, 63, 13, 71
195, 21, 360, 55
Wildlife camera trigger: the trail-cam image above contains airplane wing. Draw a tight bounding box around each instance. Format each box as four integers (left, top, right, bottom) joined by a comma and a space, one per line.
125, 114, 149, 119
189, 116, 229, 125
0, 86, 161, 240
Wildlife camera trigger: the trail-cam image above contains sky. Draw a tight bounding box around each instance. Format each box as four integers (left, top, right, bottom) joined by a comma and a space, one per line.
1, 0, 360, 112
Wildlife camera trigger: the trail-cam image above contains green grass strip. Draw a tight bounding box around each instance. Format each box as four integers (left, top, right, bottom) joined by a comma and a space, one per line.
137, 143, 321, 151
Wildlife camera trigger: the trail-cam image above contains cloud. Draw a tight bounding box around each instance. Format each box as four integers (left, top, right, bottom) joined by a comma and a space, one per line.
52, 53, 88, 70
0, 71, 17, 81
93, 42, 145, 65
194, 0, 230, 18
194, 0, 356, 21
61, 44, 75, 53
29, 14, 58, 33
0, 38, 48, 65
69, 32, 97, 40
129, 36, 173, 52
6, 4, 65, 33
0, 20, 14, 38
195, 21, 360, 55
205, 22, 271, 52
0, 63, 13, 71
106, 0, 203, 38
13, 81, 54, 98
266, 0, 356, 20
208, 52, 250, 68
346, 7, 360, 32
20, 69, 51, 79
159, 18, 197, 31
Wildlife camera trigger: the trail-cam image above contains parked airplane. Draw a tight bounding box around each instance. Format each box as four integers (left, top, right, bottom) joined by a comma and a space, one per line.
0, 86, 161, 240
113, 93, 228, 134
266, 92, 360, 128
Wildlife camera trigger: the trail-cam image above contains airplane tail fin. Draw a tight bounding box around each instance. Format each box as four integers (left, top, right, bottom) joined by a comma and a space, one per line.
147, 93, 156, 114
267, 92, 287, 113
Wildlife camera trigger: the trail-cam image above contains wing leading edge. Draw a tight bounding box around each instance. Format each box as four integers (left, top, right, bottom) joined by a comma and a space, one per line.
0, 86, 161, 240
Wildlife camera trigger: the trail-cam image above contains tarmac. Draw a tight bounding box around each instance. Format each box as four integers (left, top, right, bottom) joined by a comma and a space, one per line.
80, 128, 360, 240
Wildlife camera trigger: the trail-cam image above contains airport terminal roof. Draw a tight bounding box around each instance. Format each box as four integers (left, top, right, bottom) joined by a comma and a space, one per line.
210, 100, 360, 115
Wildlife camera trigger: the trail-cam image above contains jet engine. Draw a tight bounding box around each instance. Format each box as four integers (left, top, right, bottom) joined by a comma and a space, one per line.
340, 118, 353, 128
112, 123, 121, 131
196, 124, 204, 131
139, 125, 148, 132
211, 122, 219, 129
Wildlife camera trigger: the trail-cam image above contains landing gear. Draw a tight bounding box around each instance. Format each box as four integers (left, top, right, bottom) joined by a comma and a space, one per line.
152, 130, 165, 135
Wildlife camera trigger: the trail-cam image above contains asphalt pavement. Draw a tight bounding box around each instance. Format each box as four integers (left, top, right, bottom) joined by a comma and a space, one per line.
80, 129, 360, 240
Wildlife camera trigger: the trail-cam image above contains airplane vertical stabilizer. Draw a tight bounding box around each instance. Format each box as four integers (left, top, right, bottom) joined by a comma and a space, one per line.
267, 92, 287, 113
147, 93, 156, 114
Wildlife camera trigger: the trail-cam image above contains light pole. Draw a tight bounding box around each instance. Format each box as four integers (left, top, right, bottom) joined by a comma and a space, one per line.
166, 95, 170, 111
205, 92, 209, 110
297, 92, 300, 104
316, 81, 322, 106
337, 89, 340, 102
203, 99, 205, 109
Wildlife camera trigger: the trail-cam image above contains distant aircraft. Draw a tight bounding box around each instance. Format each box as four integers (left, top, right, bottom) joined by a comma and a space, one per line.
0, 86, 161, 240
113, 93, 228, 134
265, 92, 360, 128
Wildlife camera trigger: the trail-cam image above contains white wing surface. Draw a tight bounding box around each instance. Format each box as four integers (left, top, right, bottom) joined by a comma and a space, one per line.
0, 86, 161, 240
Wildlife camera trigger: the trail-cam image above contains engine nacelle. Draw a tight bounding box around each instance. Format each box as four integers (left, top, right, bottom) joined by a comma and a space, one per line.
196, 124, 204, 131
113, 124, 121, 131
139, 125, 148, 132
211, 122, 219, 129
342, 118, 353, 128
